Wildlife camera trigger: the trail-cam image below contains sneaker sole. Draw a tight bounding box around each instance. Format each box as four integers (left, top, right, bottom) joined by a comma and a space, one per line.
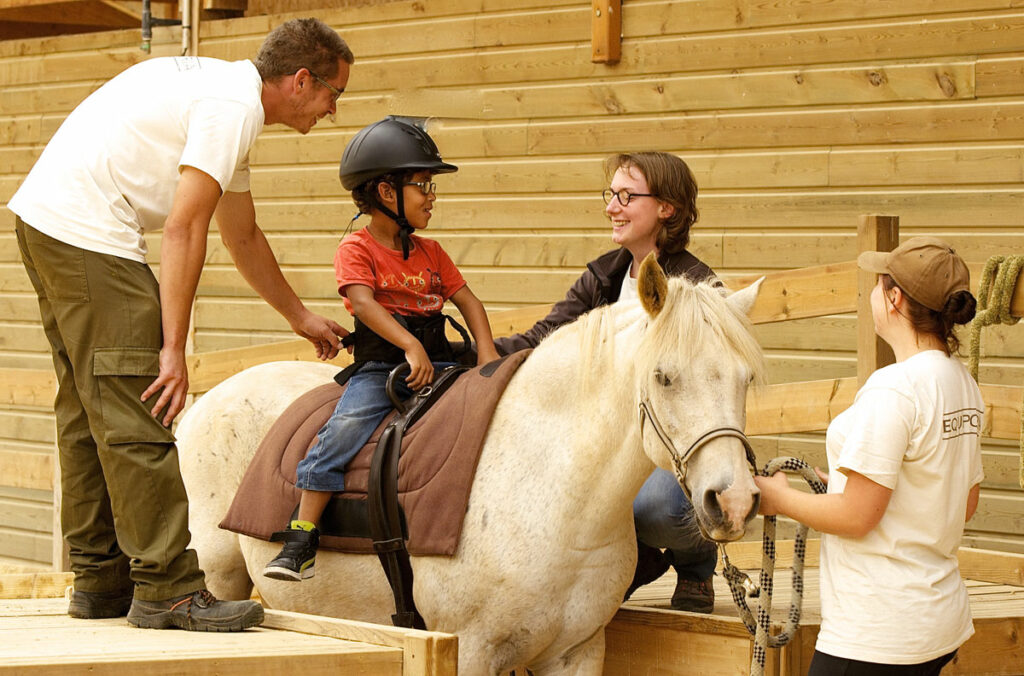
127, 604, 265, 632
263, 564, 315, 581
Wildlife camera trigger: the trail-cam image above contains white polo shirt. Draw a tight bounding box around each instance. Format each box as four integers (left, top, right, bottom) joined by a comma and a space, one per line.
9, 56, 264, 263
816, 350, 984, 664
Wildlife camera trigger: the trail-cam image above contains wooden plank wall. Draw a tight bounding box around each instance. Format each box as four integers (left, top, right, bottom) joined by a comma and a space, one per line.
1, 0, 1023, 568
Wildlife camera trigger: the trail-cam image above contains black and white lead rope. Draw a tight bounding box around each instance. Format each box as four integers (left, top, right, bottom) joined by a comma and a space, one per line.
719, 456, 827, 676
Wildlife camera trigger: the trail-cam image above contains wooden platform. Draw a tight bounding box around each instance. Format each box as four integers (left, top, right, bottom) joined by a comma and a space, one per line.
0, 574, 456, 676
610, 543, 1024, 676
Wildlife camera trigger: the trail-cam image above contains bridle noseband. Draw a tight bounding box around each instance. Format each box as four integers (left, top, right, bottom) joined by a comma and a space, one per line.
637, 398, 757, 507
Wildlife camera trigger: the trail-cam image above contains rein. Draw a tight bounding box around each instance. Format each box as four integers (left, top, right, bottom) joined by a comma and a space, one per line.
637, 399, 826, 676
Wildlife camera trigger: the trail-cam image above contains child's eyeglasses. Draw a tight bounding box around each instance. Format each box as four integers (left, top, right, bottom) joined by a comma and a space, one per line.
405, 181, 437, 196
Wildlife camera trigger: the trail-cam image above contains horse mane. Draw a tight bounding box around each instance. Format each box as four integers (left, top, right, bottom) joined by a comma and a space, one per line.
552, 276, 765, 388
636, 278, 766, 385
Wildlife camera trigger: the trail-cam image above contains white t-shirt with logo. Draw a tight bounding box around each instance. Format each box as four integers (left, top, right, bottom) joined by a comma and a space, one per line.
816, 350, 984, 664
9, 56, 264, 263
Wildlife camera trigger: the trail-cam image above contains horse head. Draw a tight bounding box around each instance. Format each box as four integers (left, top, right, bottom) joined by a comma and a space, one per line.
634, 254, 764, 542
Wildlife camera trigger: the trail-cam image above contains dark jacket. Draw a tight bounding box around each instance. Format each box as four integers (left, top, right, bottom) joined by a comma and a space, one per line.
494, 247, 721, 355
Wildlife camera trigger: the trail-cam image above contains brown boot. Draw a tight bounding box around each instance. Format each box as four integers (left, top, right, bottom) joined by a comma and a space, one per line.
670, 576, 715, 613
127, 589, 263, 631
68, 588, 134, 619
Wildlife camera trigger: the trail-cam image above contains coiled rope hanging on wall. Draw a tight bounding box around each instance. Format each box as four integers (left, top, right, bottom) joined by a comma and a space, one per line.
967, 255, 1024, 489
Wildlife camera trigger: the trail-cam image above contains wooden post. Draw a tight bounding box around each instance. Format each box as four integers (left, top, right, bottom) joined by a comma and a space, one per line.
591, 0, 621, 64
857, 214, 899, 386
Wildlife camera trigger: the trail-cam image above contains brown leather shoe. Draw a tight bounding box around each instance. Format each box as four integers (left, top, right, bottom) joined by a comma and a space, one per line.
68, 588, 134, 619
671, 576, 714, 613
127, 589, 264, 631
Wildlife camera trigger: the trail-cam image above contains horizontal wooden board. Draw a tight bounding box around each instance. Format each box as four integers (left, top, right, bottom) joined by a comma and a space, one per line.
0, 446, 51, 492
0, 495, 49, 533
0, 368, 54, 408
0, 528, 50, 565
248, 59, 978, 126
0, 411, 54, 445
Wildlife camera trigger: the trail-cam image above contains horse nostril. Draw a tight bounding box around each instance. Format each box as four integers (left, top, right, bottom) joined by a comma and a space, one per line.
703, 488, 723, 522
745, 493, 761, 524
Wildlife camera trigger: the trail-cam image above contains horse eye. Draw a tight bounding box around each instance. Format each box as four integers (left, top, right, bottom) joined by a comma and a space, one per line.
654, 370, 672, 387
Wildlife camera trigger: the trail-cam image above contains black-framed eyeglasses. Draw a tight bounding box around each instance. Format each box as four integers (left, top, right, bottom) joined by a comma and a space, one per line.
602, 188, 655, 206
309, 70, 344, 102
405, 181, 437, 196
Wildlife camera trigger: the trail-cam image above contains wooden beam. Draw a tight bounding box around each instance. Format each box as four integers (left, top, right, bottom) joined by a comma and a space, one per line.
746, 379, 1020, 441
262, 610, 458, 676
746, 377, 857, 436
185, 304, 555, 395
956, 547, 1024, 586
1010, 262, 1024, 318
590, 0, 620, 64
0, 368, 55, 408
980, 384, 1024, 441
856, 214, 898, 386
726, 261, 858, 324
0, 571, 72, 599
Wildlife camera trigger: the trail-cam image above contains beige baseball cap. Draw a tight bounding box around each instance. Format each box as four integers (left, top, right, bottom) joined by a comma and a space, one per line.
857, 236, 970, 312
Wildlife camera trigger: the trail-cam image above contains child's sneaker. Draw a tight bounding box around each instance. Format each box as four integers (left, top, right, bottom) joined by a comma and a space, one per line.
263, 521, 319, 581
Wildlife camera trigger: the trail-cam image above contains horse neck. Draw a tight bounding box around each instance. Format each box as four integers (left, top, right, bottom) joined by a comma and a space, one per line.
512, 308, 656, 530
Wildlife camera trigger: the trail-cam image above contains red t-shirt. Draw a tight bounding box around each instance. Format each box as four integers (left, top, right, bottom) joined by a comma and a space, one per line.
334, 228, 466, 316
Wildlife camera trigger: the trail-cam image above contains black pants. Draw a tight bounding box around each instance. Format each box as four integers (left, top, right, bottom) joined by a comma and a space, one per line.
808, 650, 958, 676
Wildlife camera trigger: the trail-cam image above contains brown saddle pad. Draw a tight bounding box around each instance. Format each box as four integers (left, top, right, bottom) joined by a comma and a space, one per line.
219, 350, 530, 556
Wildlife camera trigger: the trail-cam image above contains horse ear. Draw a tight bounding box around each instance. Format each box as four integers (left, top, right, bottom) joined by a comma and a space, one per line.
727, 276, 764, 316
637, 252, 668, 317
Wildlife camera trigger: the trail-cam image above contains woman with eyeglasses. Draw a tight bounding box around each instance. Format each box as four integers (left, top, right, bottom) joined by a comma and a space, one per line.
494, 151, 724, 613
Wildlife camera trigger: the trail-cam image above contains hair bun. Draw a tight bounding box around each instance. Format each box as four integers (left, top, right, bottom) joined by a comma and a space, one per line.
942, 290, 977, 325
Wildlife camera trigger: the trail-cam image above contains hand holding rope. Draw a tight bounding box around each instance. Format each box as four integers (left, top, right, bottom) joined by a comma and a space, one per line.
720, 456, 826, 676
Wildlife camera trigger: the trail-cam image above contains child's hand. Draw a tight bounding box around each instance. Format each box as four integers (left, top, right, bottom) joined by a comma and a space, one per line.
476, 342, 500, 366
404, 344, 434, 390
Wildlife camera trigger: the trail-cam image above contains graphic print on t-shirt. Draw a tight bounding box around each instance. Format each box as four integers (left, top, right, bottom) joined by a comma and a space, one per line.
940, 407, 983, 440
376, 267, 445, 312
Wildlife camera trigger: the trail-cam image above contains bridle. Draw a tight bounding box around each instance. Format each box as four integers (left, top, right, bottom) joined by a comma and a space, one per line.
637, 398, 757, 508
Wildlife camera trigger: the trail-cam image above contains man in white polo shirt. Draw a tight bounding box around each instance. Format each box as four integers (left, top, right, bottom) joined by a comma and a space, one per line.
8, 17, 352, 632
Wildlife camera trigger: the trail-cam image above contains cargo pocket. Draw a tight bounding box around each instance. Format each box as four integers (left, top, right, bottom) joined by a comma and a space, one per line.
93, 347, 175, 445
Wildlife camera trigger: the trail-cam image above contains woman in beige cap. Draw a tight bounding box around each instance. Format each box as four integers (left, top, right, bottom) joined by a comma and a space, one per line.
756, 237, 983, 675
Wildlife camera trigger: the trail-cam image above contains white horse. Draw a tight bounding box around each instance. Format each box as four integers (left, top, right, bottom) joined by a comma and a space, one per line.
177, 257, 764, 674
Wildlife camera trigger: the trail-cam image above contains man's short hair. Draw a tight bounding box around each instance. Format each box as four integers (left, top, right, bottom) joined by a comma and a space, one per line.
255, 17, 354, 80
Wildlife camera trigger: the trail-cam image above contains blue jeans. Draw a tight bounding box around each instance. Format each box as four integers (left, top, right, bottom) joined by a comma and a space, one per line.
295, 360, 454, 492
633, 468, 717, 580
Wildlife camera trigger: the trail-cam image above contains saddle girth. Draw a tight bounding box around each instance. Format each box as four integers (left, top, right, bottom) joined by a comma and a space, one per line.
369, 364, 469, 629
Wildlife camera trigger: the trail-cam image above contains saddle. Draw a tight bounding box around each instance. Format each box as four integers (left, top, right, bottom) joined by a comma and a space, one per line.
219, 350, 531, 626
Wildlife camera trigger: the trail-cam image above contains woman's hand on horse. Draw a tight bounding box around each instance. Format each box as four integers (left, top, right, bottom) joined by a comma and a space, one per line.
404, 344, 434, 390
752, 472, 791, 516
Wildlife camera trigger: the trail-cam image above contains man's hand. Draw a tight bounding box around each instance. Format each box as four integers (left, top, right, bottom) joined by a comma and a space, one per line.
291, 310, 349, 360
141, 347, 189, 426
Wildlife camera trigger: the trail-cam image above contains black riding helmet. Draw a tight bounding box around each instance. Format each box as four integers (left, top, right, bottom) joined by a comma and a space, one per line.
339, 117, 457, 259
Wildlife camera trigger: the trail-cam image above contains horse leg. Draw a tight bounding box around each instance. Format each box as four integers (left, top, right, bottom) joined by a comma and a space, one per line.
528, 629, 605, 676
189, 510, 252, 600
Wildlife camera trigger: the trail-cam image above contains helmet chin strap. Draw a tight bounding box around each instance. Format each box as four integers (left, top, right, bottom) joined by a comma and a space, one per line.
374, 182, 414, 260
